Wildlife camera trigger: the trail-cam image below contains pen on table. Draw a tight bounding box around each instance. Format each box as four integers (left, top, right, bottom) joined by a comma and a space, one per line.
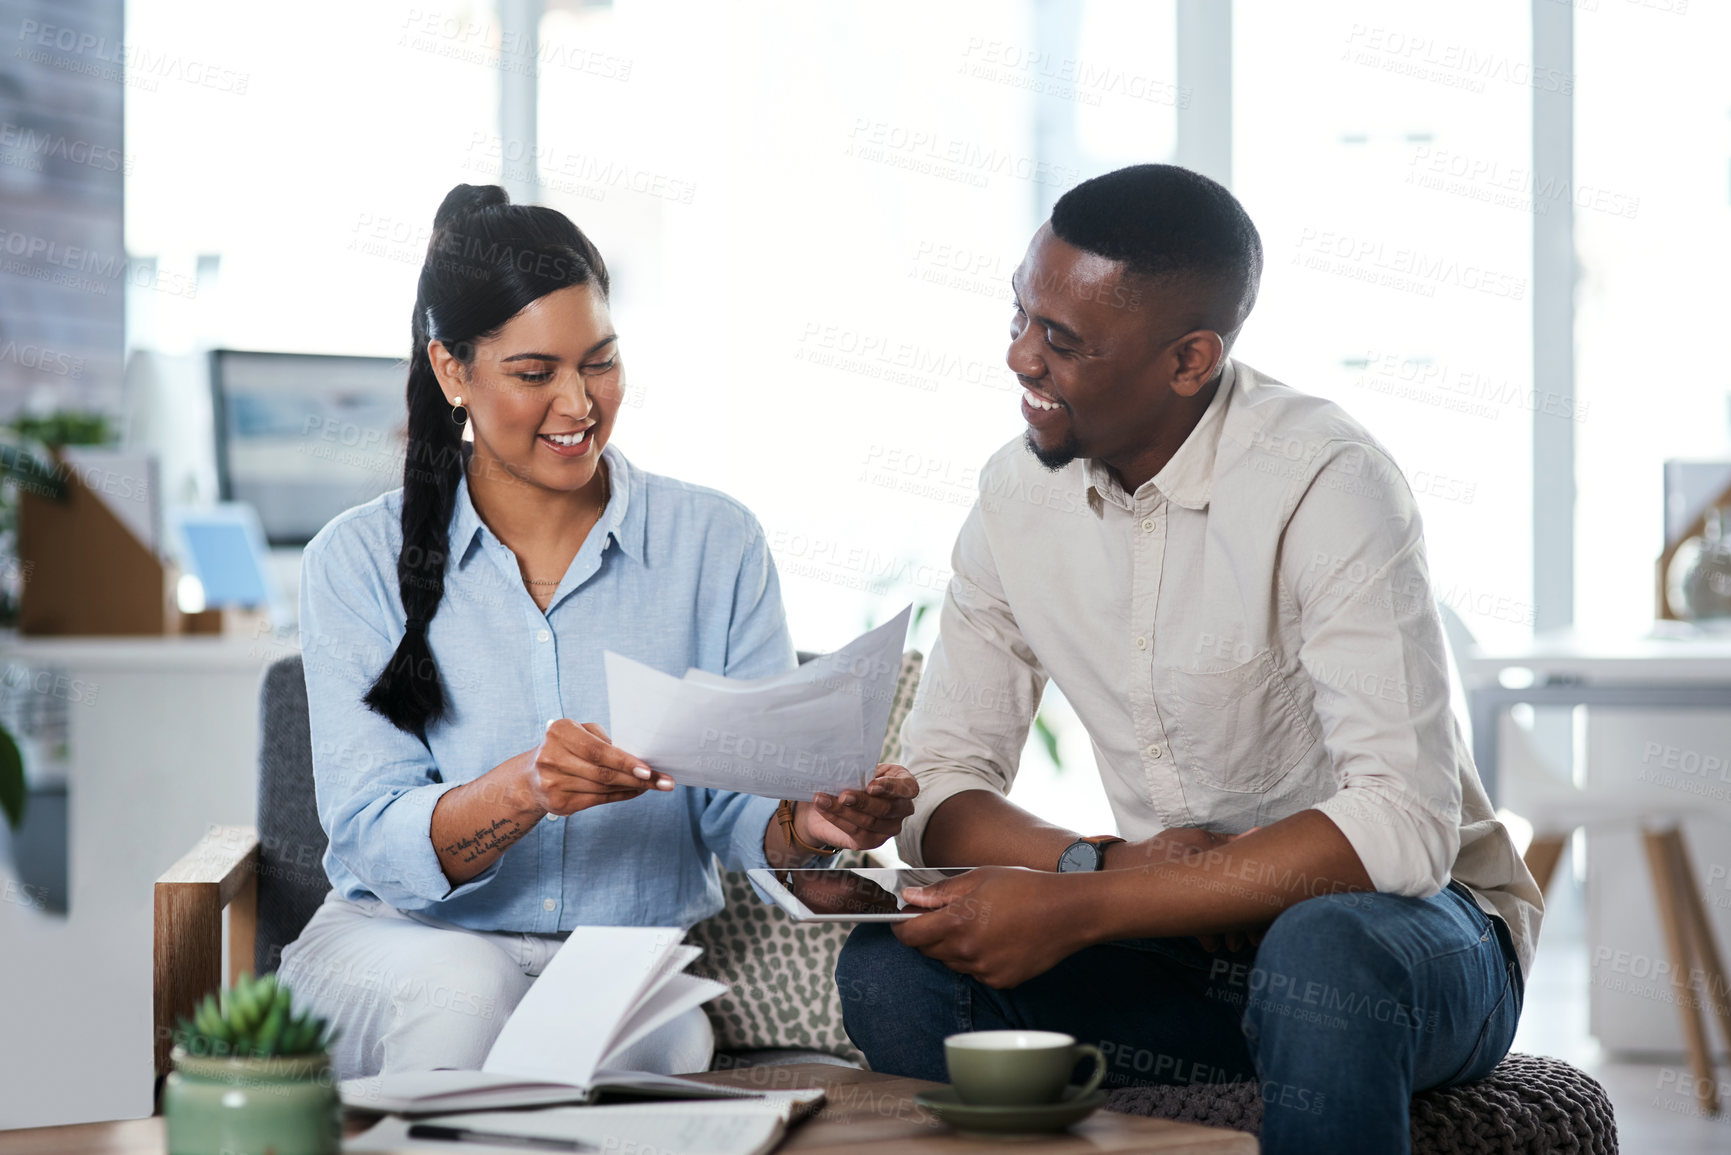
406, 1122, 594, 1151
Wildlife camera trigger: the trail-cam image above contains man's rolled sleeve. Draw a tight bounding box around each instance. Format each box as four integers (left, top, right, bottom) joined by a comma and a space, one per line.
1284, 444, 1461, 897
299, 531, 503, 910
897, 503, 1047, 867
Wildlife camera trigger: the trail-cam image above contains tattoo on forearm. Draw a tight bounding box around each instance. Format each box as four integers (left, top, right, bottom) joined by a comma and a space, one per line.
442, 816, 525, 864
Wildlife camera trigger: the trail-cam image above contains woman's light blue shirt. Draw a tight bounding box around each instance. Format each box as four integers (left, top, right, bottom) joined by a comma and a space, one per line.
298, 443, 794, 932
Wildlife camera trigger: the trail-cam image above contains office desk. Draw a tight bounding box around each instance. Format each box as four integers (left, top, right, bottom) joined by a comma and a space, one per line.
0, 632, 290, 1129
1463, 632, 1731, 806
1463, 630, 1731, 1057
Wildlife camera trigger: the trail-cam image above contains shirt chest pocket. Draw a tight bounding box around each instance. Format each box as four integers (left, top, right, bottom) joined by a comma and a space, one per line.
1160, 650, 1319, 793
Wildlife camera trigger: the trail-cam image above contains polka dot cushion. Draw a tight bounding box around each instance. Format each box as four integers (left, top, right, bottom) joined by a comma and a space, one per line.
688, 651, 924, 1063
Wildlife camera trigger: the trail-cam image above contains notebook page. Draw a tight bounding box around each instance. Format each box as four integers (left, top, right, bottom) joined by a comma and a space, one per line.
482, 926, 685, 1085
647, 943, 704, 995
600, 971, 729, 1069
594, 942, 703, 1057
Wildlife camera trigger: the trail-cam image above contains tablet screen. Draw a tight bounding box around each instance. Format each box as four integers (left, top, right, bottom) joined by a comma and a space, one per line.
773, 868, 972, 917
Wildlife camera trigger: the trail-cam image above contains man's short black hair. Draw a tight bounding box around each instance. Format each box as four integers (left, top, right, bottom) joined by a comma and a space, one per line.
1050, 163, 1263, 341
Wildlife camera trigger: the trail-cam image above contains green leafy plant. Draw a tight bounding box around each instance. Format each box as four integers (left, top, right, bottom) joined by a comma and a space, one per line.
8, 411, 112, 449
175, 973, 333, 1059
1032, 712, 1064, 772
0, 443, 69, 502
0, 416, 105, 818
0, 726, 22, 830
3, 410, 109, 628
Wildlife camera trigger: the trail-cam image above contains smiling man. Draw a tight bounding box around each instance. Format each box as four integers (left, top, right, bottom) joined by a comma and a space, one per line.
836, 165, 1543, 1154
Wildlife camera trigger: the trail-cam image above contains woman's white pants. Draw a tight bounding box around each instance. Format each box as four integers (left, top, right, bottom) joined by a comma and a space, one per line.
276, 892, 713, 1082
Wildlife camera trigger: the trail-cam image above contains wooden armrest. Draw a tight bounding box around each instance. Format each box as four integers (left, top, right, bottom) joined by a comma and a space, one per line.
154, 825, 260, 1077
157, 823, 259, 897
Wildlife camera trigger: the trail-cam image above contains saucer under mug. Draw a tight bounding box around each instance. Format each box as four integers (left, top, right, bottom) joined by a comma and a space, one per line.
915, 1085, 1109, 1136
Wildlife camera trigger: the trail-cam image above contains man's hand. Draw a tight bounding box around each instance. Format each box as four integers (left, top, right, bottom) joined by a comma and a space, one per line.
893, 866, 1088, 988
796, 764, 919, 851
523, 719, 672, 816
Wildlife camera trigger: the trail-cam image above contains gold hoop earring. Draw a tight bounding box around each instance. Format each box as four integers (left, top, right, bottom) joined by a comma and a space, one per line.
450, 395, 467, 426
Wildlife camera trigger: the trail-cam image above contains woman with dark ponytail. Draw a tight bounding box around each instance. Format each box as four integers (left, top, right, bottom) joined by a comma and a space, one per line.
278, 185, 917, 1081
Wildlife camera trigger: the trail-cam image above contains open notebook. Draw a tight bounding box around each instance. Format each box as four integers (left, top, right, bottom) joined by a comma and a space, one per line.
341, 926, 803, 1115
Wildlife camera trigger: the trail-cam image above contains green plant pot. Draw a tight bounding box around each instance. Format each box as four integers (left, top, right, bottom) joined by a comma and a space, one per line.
162, 1046, 340, 1155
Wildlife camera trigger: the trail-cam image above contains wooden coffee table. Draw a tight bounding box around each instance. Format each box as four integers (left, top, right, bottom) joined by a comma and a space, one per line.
0, 1064, 1256, 1153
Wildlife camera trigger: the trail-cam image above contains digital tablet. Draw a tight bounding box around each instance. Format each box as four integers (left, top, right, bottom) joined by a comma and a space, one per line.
747, 867, 975, 922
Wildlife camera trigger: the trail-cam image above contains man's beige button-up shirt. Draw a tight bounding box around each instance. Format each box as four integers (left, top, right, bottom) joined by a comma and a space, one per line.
896, 359, 1542, 975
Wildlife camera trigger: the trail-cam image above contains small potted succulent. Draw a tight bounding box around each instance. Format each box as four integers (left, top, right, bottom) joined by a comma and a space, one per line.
163, 972, 340, 1155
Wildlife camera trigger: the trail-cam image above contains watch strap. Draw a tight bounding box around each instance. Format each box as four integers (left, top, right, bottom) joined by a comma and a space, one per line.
1058, 835, 1126, 872
776, 798, 839, 856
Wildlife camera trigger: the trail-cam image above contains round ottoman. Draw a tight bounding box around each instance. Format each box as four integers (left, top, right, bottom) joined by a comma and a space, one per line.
1104, 1052, 1617, 1153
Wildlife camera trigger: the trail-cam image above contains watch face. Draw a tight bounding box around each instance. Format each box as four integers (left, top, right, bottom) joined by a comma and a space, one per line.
1057, 841, 1100, 873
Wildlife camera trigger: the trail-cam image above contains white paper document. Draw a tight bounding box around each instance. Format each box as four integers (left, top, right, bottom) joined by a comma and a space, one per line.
57, 447, 160, 551
605, 605, 912, 800
349, 1100, 789, 1155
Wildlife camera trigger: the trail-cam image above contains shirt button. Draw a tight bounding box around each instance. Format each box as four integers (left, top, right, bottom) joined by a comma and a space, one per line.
537, 628, 551, 642
545, 813, 562, 822
1147, 744, 1163, 759
1136, 636, 1148, 650
1142, 518, 1155, 532
542, 898, 556, 911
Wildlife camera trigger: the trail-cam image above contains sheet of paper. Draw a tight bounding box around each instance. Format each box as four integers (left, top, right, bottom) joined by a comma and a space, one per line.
58, 447, 159, 551
587, 1073, 825, 1117
349, 1101, 788, 1155
604, 606, 911, 800
482, 926, 689, 1086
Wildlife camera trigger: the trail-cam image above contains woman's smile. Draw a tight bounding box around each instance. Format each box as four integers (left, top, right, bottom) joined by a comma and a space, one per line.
538, 426, 595, 458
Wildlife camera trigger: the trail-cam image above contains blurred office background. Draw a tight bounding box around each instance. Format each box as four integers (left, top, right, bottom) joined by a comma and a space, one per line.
2, 0, 1730, 1143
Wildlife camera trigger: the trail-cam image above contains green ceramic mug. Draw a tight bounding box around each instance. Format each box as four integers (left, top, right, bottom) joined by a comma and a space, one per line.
944, 1029, 1107, 1107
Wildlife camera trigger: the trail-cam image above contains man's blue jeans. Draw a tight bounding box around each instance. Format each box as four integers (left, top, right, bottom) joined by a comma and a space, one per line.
837, 881, 1522, 1155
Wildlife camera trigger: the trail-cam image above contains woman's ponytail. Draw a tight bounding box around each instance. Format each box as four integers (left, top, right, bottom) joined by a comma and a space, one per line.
360, 183, 609, 736
360, 313, 464, 733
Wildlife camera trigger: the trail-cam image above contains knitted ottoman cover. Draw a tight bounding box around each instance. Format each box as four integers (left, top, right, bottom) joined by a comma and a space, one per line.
1104, 1053, 1617, 1153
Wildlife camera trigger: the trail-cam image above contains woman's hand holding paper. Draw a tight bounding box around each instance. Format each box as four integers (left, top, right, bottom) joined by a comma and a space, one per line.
430, 719, 669, 887
525, 719, 674, 816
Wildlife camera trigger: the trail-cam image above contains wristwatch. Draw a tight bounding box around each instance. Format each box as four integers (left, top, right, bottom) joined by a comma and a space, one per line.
1056, 835, 1126, 873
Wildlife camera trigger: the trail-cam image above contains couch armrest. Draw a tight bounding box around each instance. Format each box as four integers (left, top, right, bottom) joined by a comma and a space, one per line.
153, 825, 260, 1077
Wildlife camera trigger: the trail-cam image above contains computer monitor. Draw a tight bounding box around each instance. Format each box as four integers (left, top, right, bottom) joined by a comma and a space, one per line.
210, 349, 407, 547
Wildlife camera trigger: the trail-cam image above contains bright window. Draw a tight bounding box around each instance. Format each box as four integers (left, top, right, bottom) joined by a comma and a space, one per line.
1573, 1, 1731, 636
1234, 0, 1535, 651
